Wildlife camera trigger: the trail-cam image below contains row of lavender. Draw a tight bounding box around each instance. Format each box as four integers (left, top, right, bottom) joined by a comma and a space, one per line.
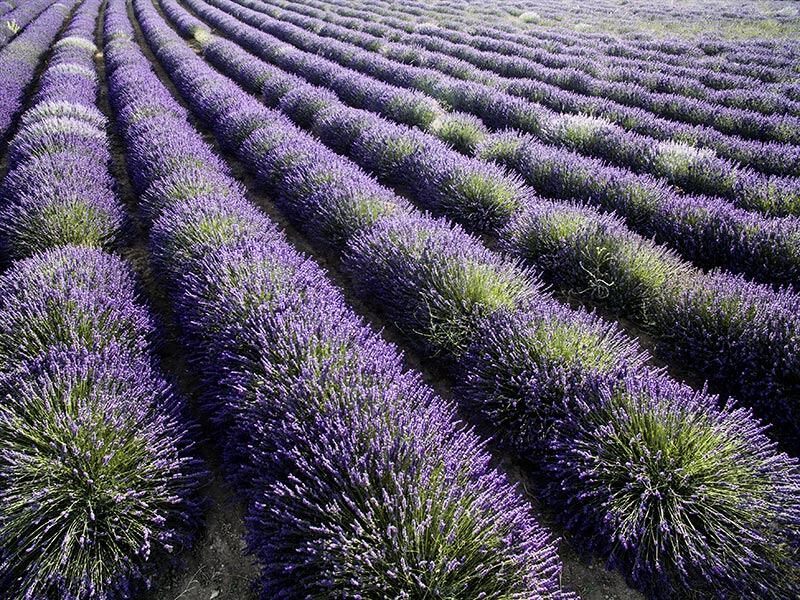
184, 0, 800, 283
326, 0, 798, 113
0, 0, 203, 597
0, 0, 55, 49
170, 0, 800, 451
314, 0, 799, 88
295, 0, 797, 110
178, 0, 800, 283
204, 0, 800, 217
484, 0, 799, 71
270, 0, 797, 126
407, 19, 799, 113
343, 0, 800, 82
104, 0, 579, 598
265, 0, 800, 140
271, 0, 800, 181
140, 0, 800, 598
229, 0, 800, 177
0, 0, 77, 142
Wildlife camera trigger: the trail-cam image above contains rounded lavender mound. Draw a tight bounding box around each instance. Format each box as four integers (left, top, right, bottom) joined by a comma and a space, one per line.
6, 117, 109, 169
0, 246, 153, 366
0, 345, 203, 600
0, 152, 125, 258
344, 213, 541, 357
149, 193, 280, 275
547, 372, 800, 599
461, 311, 800, 598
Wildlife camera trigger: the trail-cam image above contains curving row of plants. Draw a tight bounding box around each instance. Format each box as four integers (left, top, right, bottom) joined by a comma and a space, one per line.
348, 0, 800, 82
104, 0, 575, 598
162, 0, 800, 454
0, 3, 126, 259
273, 0, 774, 95
270, 0, 800, 143
205, 0, 800, 216
403, 21, 799, 114
380, 26, 800, 143
479, 7, 798, 78
137, 1, 800, 597
259, 0, 800, 161
0, 0, 204, 597
287, 0, 797, 87
345, 0, 800, 79
0, 0, 77, 143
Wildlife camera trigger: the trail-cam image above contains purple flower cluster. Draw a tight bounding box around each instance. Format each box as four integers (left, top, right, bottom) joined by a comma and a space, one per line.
176, 0, 490, 148
0, 3, 205, 597
139, 1, 800, 596
169, 0, 800, 285
0, 0, 125, 260
0, 0, 76, 142
402, 20, 799, 115
350, 7, 794, 122
389, 30, 800, 145
110, 1, 574, 598
239, 0, 800, 209
320, 0, 800, 83
479, 131, 800, 287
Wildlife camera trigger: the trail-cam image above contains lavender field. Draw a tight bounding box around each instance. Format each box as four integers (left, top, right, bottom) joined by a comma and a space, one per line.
0, 0, 798, 598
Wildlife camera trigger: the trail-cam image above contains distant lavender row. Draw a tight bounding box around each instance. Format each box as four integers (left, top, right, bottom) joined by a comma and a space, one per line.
383, 29, 800, 140
345, 0, 799, 80
109, 0, 575, 598
269, 0, 800, 129
258, 0, 800, 175
209, 0, 800, 213
345, 0, 800, 67
243, 0, 800, 179
0, 1, 203, 597
301, 0, 794, 111
179, 0, 800, 290
0, 0, 75, 143
493, 4, 799, 75
143, 2, 800, 597
417, 26, 799, 115
370, 0, 799, 111
260, 0, 800, 174
271, 0, 767, 90
285, 0, 797, 85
